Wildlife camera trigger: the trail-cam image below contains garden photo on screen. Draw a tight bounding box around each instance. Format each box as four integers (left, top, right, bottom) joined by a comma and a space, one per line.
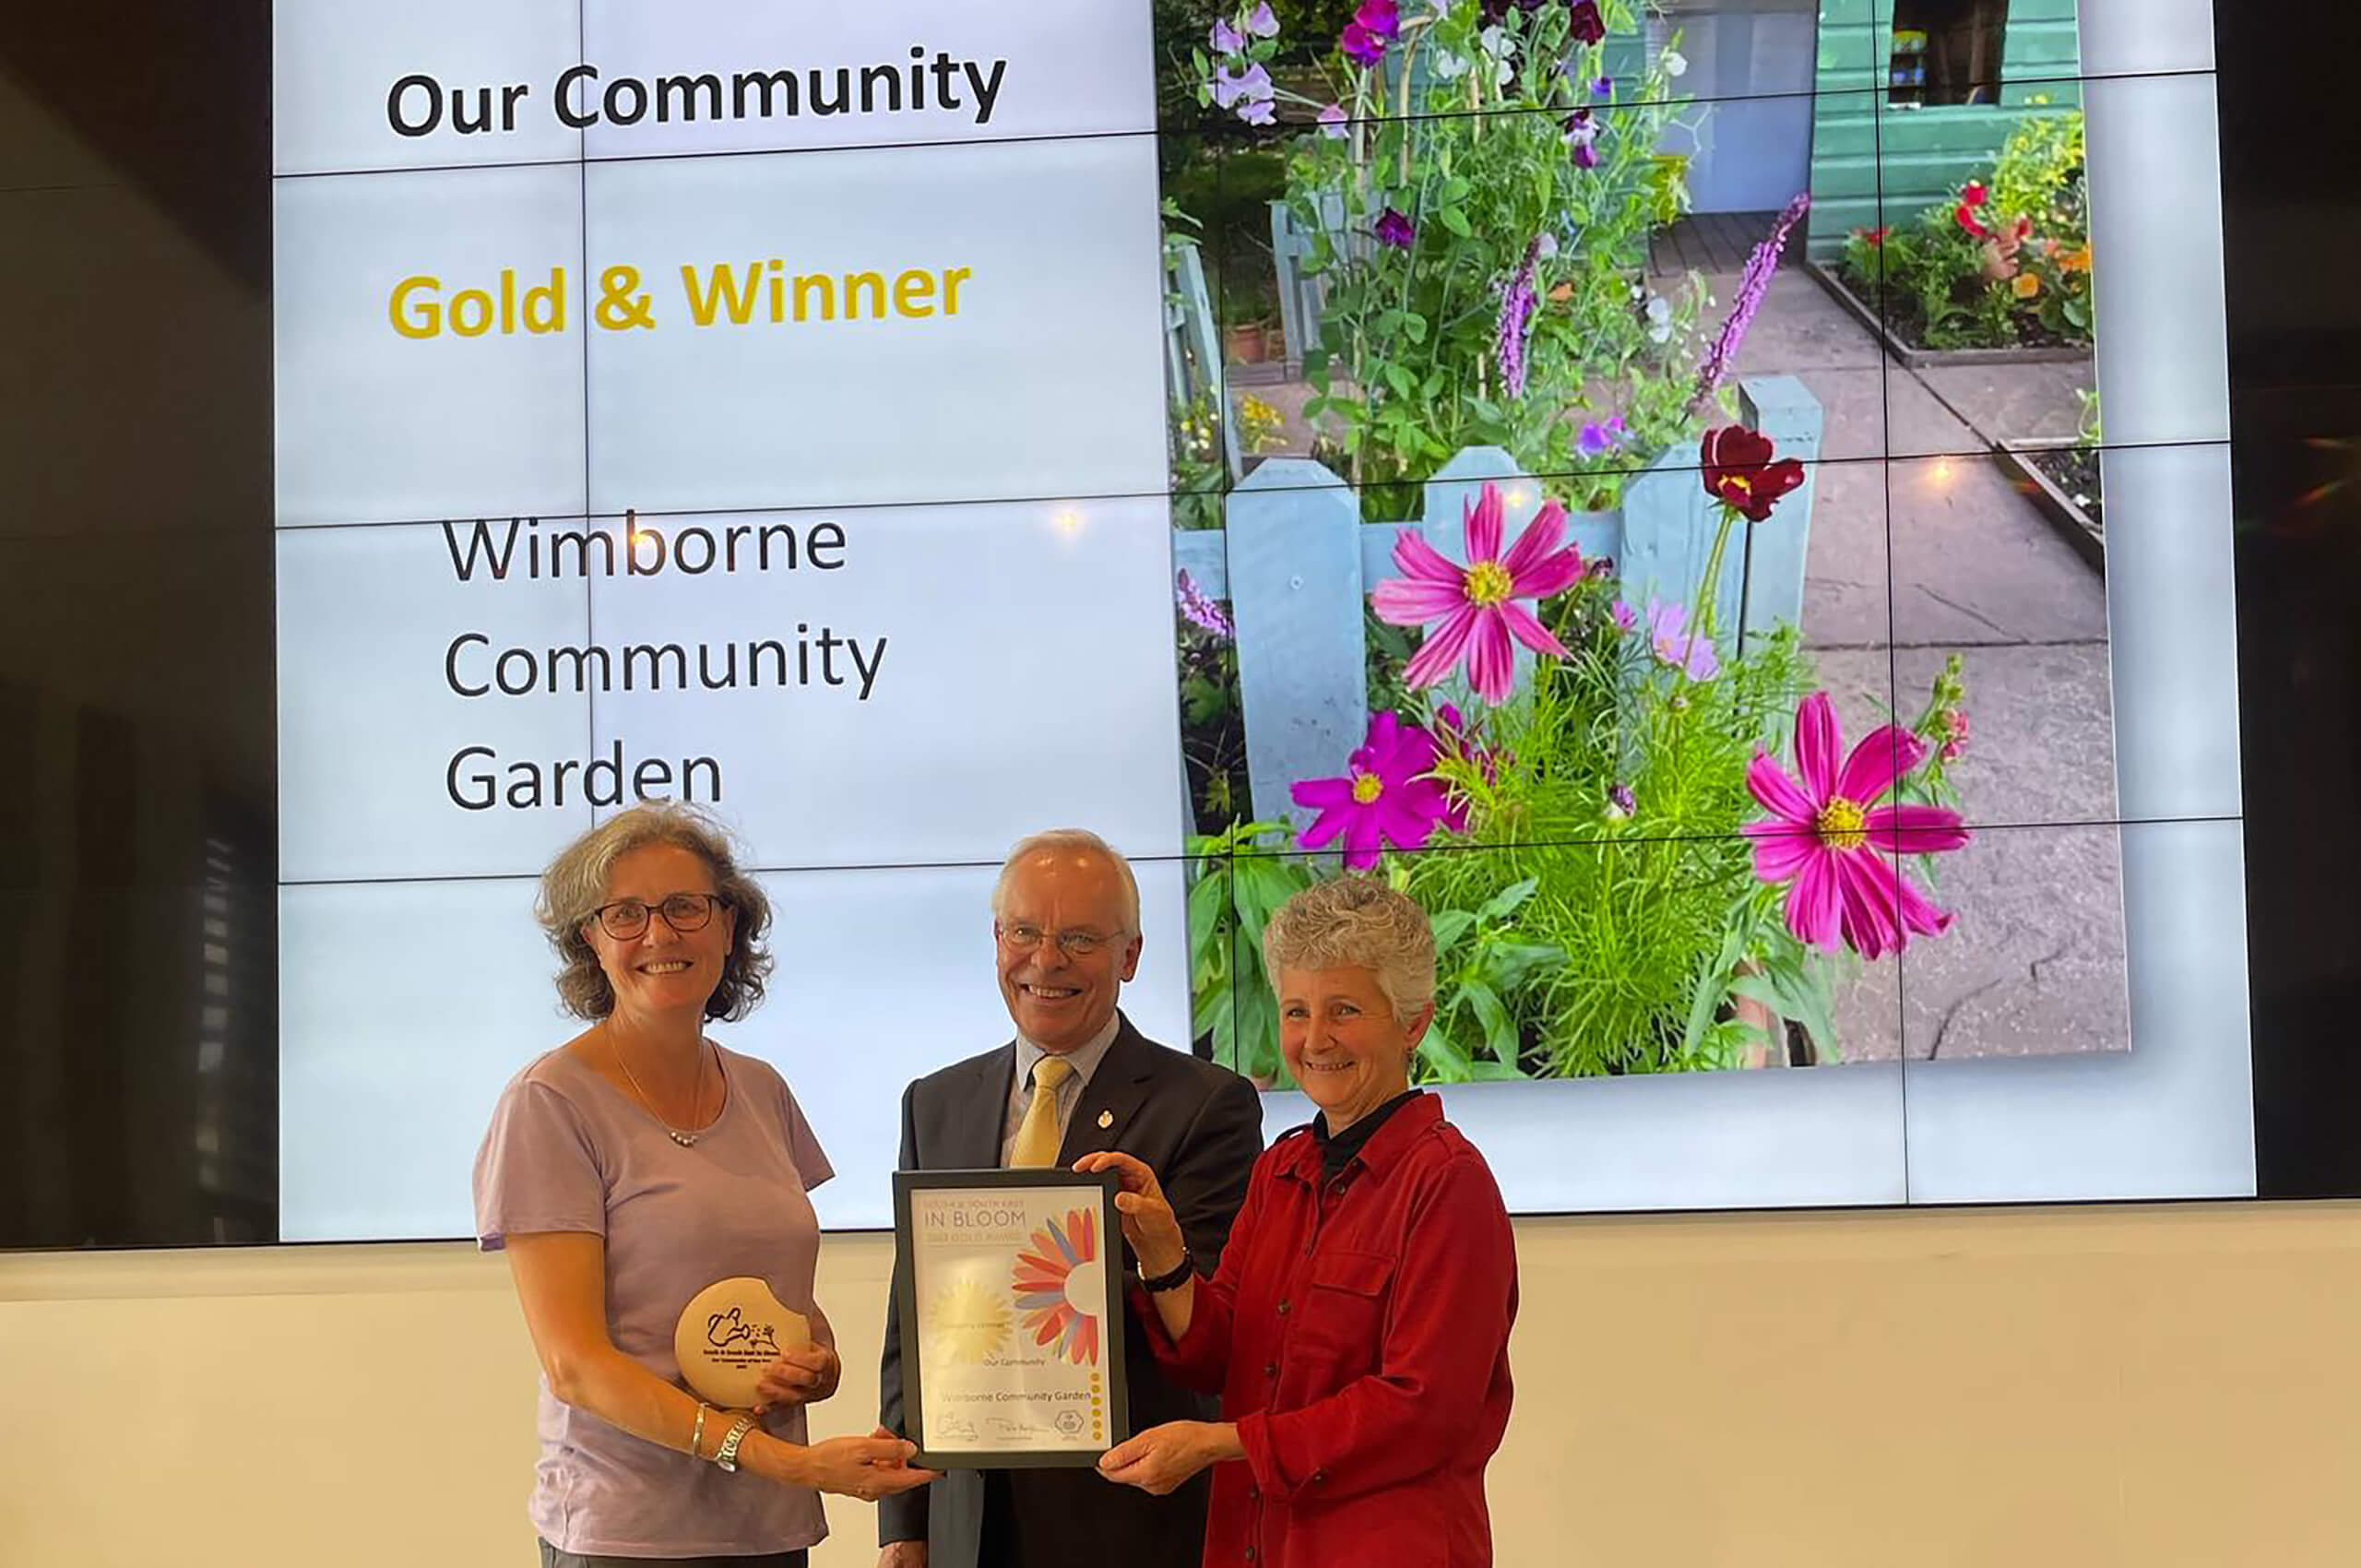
1156, 0, 2124, 1087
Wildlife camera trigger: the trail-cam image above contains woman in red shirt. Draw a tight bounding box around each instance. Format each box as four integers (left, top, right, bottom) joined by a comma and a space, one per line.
1079, 876, 1518, 1567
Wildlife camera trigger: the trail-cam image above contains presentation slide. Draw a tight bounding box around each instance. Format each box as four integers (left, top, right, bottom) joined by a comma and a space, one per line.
274, 0, 2248, 1239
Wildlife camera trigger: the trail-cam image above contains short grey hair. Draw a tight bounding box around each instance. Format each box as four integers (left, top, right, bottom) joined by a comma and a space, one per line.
536, 802, 775, 1022
990, 828, 1143, 932
1262, 876, 1437, 1027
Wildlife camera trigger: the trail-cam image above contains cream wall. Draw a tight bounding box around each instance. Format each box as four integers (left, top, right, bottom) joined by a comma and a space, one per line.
5, 1204, 2359, 1567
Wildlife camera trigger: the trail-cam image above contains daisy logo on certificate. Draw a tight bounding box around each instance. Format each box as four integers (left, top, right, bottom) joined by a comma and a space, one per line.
1012, 1206, 1105, 1366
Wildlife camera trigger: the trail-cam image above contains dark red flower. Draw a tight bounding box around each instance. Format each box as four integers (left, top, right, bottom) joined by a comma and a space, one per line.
1701, 425, 1807, 522
1567, 0, 1607, 43
1857, 225, 1891, 247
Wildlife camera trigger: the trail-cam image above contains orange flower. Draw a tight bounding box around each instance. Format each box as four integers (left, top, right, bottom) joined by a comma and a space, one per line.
2011, 272, 2042, 299
2059, 244, 2094, 273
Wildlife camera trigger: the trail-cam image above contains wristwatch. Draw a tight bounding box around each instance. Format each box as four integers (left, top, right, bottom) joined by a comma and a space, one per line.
1138, 1249, 1195, 1293
713, 1413, 757, 1472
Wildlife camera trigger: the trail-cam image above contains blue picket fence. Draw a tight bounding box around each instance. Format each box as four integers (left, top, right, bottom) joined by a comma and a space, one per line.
1172, 374, 1824, 824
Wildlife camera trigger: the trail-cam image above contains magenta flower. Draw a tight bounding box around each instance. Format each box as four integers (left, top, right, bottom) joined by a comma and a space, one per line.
1247, 3, 1280, 38
1291, 711, 1455, 868
1318, 101, 1349, 137
1371, 481, 1586, 705
1940, 707, 1971, 761
1645, 600, 1719, 681
1430, 701, 1509, 832
1742, 693, 1973, 959
1374, 207, 1417, 248
1610, 599, 1640, 633
1211, 18, 1247, 53
1340, 0, 1400, 64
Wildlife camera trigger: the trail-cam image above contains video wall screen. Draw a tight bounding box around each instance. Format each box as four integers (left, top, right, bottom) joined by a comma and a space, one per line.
3, 0, 2267, 1247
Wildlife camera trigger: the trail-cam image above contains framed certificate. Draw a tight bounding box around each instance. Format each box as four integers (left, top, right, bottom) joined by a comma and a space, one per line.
893, 1169, 1132, 1469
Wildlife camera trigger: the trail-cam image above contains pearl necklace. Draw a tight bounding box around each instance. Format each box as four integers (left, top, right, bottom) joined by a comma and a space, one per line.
611, 1032, 715, 1147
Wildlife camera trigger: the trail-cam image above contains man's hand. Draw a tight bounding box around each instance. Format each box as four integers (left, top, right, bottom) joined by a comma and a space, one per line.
878, 1541, 929, 1568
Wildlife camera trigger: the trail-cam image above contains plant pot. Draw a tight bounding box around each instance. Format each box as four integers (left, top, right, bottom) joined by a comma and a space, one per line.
1227, 323, 1270, 364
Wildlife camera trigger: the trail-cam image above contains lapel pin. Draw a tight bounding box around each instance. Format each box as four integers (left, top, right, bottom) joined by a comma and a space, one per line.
1097, 1111, 1114, 1129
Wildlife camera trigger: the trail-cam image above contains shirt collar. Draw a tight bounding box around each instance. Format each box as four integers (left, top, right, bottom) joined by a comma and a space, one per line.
1278, 1089, 1445, 1184
1014, 1009, 1124, 1091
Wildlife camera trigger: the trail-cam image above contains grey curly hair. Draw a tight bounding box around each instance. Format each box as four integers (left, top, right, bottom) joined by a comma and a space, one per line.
536, 802, 775, 1022
1261, 875, 1437, 1027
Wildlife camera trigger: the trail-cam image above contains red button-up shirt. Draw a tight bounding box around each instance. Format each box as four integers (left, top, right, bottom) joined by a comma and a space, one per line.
1140, 1093, 1517, 1567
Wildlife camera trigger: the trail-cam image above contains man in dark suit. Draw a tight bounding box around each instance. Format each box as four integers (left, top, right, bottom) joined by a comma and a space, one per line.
879, 828, 1264, 1568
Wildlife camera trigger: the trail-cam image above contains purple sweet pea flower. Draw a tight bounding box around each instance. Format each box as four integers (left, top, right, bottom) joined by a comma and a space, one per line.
1213, 62, 1273, 111
1341, 0, 1401, 63
1593, 74, 1615, 98
1374, 207, 1417, 248
1578, 414, 1628, 457
1247, 1, 1280, 37
1212, 18, 1247, 53
1318, 101, 1350, 137
1564, 108, 1601, 169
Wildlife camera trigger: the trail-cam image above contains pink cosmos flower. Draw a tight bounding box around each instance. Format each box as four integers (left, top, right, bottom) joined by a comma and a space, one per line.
1371, 481, 1586, 705
1742, 693, 1972, 959
1290, 711, 1455, 867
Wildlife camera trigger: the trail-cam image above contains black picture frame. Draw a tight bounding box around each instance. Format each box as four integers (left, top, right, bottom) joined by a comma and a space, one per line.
891, 1168, 1133, 1470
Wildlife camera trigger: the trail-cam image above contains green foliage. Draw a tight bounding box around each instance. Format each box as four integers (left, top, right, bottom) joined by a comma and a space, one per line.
1989, 111, 2086, 239
1402, 589, 1820, 1074
1837, 111, 2092, 351
1413, 875, 1563, 1083
1284, 1, 1708, 517
1184, 821, 1321, 1085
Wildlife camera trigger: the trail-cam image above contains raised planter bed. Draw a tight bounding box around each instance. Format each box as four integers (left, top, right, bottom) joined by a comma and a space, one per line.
1805, 258, 2092, 373
1994, 438, 2104, 572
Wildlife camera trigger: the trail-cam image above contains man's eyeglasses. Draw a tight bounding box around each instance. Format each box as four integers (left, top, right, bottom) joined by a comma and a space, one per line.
996, 921, 1129, 959
588, 893, 728, 941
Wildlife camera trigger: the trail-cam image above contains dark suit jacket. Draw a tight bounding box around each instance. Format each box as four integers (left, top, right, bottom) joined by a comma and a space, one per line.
879, 1013, 1264, 1568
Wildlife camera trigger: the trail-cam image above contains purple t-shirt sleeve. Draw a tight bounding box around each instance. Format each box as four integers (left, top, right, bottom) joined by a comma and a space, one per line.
776, 1075, 835, 1193
474, 1075, 608, 1251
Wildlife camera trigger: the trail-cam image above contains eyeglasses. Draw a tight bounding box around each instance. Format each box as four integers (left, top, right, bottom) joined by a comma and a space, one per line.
996, 921, 1129, 959
588, 892, 727, 941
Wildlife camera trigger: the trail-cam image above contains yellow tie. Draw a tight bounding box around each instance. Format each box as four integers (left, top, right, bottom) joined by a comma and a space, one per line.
1010, 1057, 1075, 1169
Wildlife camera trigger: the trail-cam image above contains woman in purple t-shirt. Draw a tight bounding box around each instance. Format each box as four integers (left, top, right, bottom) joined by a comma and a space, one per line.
475, 802, 932, 1567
